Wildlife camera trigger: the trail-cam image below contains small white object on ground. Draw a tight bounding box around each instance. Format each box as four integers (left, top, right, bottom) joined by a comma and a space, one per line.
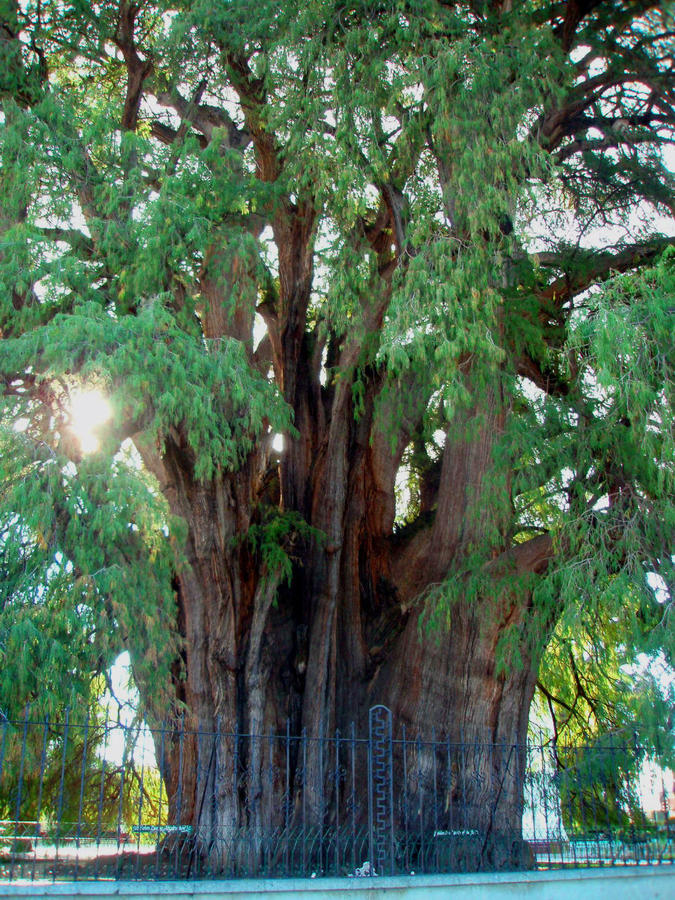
350, 861, 377, 877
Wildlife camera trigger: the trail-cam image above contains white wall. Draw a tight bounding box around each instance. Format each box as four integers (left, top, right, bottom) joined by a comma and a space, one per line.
2, 866, 674, 900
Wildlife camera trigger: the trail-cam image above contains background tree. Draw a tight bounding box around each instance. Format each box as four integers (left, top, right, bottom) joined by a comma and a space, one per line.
0, 0, 674, 869
0, 701, 166, 847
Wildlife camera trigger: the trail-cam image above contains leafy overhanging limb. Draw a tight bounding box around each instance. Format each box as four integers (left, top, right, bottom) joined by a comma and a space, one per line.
0, 0, 673, 868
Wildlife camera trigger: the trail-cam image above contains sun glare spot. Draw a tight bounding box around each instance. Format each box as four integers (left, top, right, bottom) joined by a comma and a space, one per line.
69, 389, 112, 453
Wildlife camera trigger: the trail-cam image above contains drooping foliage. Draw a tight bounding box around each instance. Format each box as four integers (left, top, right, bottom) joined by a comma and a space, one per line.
0, 0, 673, 817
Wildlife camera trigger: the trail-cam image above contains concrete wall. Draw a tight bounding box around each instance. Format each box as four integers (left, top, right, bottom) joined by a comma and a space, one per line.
2, 867, 674, 899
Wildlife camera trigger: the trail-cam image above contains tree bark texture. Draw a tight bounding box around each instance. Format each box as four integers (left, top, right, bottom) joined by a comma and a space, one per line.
13, 0, 652, 872
141, 347, 553, 871
126, 116, 559, 864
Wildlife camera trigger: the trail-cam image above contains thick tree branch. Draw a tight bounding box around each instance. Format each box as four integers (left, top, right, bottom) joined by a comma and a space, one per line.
224, 52, 280, 182
367, 107, 428, 264
517, 354, 570, 397
149, 119, 207, 149
556, 1, 608, 53
163, 79, 208, 176
554, 132, 673, 165
0, 0, 48, 107
553, 0, 663, 54
114, 1, 153, 133
537, 236, 675, 305
487, 533, 555, 578
154, 89, 250, 150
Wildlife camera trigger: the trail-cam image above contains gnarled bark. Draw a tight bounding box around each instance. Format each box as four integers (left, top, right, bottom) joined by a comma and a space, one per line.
144, 360, 554, 872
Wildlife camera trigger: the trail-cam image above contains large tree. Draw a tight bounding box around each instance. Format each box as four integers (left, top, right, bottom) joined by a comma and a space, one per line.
1, 0, 674, 870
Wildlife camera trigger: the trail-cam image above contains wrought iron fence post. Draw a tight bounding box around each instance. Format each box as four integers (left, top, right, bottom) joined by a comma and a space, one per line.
74, 710, 91, 881
368, 705, 394, 876
56, 707, 71, 871
284, 719, 290, 875
1, 713, 673, 882
10, 704, 30, 882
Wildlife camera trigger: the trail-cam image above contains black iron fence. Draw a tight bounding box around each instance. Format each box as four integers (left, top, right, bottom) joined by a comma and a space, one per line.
0, 706, 673, 881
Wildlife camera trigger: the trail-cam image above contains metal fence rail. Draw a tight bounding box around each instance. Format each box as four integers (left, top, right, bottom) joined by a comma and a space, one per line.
0, 707, 672, 881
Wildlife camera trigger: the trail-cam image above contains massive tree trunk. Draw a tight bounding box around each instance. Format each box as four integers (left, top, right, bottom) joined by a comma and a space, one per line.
10, 0, 665, 877
125, 103, 559, 864
138, 356, 554, 872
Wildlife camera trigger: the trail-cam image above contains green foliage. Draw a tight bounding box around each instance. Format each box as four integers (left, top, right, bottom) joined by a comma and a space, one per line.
419, 251, 675, 733
244, 508, 325, 588
0, 426, 179, 719
527, 253, 675, 757
554, 735, 654, 838
0, 710, 168, 837
2, 301, 290, 480
0, 0, 673, 762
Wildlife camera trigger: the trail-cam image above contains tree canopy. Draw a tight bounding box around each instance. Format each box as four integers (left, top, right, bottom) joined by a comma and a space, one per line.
0, 0, 673, 796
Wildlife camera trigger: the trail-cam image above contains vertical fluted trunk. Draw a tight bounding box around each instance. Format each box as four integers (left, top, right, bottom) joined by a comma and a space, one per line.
147, 373, 551, 874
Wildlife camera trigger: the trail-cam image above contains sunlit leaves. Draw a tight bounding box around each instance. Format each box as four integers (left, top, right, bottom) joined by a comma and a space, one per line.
2, 300, 291, 479
0, 0, 673, 749
0, 427, 179, 719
